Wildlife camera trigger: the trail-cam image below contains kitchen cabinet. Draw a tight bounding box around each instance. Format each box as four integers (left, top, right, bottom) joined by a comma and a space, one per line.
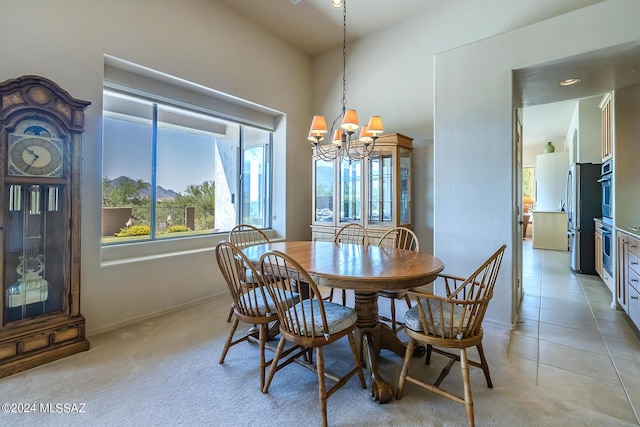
311, 133, 413, 242
599, 93, 612, 162
532, 211, 567, 251
594, 219, 603, 278
629, 285, 640, 330
616, 230, 640, 325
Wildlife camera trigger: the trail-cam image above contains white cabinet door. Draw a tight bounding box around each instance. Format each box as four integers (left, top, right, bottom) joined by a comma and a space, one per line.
628, 285, 640, 329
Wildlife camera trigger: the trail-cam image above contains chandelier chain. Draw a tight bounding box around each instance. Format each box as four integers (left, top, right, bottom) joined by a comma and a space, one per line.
341, 0, 347, 112
306, 0, 382, 162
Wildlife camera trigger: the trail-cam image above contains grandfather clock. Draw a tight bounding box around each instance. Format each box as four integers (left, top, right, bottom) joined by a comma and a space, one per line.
0, 76, 90, 377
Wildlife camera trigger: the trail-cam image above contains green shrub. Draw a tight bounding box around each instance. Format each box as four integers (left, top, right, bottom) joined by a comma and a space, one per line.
165, 225, 192, 233
116, 225, 151, 237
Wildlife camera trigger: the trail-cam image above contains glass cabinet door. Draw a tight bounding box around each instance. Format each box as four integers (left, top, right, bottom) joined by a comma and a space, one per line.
314, 157, 335, 223
4, 184, 66, 324
399, 147, 411, 224
339, 158, 361, 223
368, 150, 393, 225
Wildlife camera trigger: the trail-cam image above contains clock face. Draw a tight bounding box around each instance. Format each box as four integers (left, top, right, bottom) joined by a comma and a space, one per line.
8, 134, 64, 177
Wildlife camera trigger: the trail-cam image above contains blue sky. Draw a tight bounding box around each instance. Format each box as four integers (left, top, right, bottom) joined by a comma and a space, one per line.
103, 118, 215, 193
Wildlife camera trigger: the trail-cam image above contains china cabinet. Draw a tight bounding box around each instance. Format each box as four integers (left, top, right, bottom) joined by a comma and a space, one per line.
311, 133, 412, 242
0, 76, 90, 377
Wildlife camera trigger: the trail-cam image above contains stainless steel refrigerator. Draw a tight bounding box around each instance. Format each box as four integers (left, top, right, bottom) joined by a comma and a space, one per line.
566, 162, 601, 274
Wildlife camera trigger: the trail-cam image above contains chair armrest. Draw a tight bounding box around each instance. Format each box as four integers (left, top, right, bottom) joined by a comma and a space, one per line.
437, 273, 467, 282
434, 274, 467, 297
406, 289, 447, 302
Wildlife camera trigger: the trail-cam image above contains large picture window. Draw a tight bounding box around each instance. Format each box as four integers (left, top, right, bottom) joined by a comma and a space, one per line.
101, 89, 272, 245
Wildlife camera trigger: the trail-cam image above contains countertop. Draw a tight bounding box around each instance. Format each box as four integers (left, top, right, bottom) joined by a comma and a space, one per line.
531, 210, 567, 214
616, 225, 640, 240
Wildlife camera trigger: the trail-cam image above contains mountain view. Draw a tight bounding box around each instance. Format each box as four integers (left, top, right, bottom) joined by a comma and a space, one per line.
108, 176, 179, 200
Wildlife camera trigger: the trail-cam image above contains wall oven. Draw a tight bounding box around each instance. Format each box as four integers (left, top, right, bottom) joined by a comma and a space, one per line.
599, 160, 613, 218
601, 216, 613, 275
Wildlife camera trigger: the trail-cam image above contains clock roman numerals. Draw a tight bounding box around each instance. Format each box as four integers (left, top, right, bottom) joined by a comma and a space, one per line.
8, 134, 64, 177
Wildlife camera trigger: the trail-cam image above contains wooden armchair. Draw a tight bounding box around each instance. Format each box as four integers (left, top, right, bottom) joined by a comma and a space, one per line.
329, 223, 370, 305
396, 244, 506, 427
229, 224, 270, 249
215, 241, 298, 390
259, 250, 366, 427
225, 224, 271, 322
376, 227, 419, 333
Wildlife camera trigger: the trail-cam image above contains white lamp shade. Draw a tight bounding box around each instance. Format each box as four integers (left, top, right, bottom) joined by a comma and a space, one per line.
359, 125, 373, 143
309, 115, 328, 136
367, 116, 384, 135
341, 109, 360, 132
308, 131, 324, 142
332, 128, 343, 145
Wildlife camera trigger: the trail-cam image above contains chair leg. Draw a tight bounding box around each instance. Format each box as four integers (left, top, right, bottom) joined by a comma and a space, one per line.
259, 323, 268, 391
347, 332, 367, 388
476, 343, 493, 388
396, 338, 415, 400
433, 355, 457, 387
316, 346, 328, 427
460, 348, 475, 427
404, 294, 412, 309
226, 305, 234, 322
328, 288, 347, 306
219, 317, 240, 364
263, 337, 286, 394
425, 344, 433, 365
390, 297, 397, 333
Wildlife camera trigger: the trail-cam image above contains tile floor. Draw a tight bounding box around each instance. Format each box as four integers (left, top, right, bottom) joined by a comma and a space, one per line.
508, 239, 640, 425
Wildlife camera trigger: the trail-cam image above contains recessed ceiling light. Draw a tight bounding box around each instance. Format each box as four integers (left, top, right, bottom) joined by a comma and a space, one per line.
558, 78, 581, 87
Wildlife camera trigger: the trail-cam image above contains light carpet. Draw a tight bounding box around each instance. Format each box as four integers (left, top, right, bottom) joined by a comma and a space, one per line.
0, 294, 634, 426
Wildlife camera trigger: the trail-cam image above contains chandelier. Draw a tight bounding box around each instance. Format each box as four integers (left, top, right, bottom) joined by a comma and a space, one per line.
307, 0, 384, 161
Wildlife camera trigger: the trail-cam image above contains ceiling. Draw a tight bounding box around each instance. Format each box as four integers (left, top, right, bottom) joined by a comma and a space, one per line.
219, 0, 640, 147
217, 0, 437, 55
515, 41, 640, 147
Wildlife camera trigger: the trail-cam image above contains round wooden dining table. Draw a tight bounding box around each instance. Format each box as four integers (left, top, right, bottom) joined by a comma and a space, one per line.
242, 240, 445, 404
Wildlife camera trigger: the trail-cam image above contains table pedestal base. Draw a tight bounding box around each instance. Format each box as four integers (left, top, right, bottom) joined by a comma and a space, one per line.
354, 291, 411, 404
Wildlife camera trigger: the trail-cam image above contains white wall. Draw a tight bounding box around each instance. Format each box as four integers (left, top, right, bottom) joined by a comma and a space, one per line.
311, 0, 603, 256
565, 96, 602, 164
0, 0, 313, 334
435, 0, 640, 327
0, 0, 617, 334
614, 84, 640, 227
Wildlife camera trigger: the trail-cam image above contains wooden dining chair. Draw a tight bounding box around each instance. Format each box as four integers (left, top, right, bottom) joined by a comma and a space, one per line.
329, 223, 370, 305
215, 241, 298, 391
376, 227, 419, 333
259, 250, 366, 427
396, 244, 507, 427
229, 224, 270, 249
225, 224, 271, 322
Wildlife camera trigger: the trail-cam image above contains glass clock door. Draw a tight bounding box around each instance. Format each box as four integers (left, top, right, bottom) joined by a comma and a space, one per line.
3, 184, 66, 324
